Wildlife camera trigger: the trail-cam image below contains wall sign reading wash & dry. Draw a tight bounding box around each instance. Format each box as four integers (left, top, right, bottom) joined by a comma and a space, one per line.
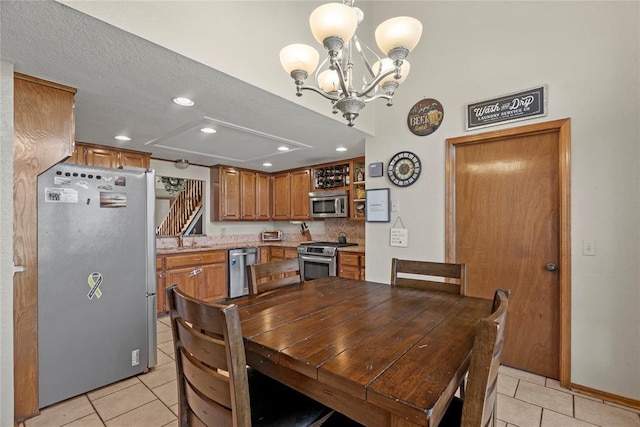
407, 98, 444, 136
466, 85, 547, 130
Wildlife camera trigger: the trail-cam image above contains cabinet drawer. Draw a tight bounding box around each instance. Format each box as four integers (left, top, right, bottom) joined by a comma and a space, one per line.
339, 253, 361, 267
165, 251, 227, 269
270, 247, 285, 260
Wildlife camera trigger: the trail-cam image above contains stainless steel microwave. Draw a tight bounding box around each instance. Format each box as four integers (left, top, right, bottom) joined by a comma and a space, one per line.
309, 190, 349, 218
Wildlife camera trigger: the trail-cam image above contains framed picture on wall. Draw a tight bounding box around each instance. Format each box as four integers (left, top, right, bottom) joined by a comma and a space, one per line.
365, 188, 390, 222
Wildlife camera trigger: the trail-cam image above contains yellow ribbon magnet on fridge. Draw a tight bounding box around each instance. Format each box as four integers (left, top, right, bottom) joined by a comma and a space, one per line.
87, 272, 103, 299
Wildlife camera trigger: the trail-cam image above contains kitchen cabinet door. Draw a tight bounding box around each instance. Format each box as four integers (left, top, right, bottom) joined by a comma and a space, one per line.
272, 172, 290, 220
119, 150, 150, 168
165, 266, 199, 299
84, 145, 119, 168
198, 263, 227, 302
290, 169, 311, 220
256, 173, 271, 220
219, 167, 241, 220
240, 170, 257, 220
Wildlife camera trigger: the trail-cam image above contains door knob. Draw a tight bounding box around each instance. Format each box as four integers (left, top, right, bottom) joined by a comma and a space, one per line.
546, 263, 557, 271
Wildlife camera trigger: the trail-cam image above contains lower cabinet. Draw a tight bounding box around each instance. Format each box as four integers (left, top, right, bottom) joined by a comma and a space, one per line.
157, 250, 228, 314
270, 247, 299, 261
338, 251, 366, 280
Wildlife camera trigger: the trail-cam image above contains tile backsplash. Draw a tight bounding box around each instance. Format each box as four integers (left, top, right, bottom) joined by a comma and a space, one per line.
156, 218, 365, 249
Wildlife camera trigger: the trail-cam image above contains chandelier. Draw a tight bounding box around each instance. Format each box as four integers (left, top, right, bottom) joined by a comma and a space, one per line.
279, 1, 422, 127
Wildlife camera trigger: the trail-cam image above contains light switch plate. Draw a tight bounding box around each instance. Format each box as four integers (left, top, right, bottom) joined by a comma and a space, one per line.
582, 239, 596, 256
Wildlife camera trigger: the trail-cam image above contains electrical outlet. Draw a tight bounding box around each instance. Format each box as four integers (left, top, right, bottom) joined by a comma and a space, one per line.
582, 239, 595, 256
220, 227, 226, 237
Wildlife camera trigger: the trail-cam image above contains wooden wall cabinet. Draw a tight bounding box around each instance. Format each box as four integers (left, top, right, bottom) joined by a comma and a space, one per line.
67, 142, 151, 169
211, 166, 241, 221
13, 73, 76, 421
338, 251, 366, 280
271, 169, 311, 221
159, 251, 228, 313
290, 169, 311, 220
213, 166, 272, 221
272, 172, 291, 220
240, 170, 272, 220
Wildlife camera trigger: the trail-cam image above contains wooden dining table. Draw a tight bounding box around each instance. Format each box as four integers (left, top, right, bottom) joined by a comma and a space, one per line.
230, 276, 492, 427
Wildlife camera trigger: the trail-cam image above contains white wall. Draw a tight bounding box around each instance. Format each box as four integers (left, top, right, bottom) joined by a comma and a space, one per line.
0, 61, 15, 425
365, 1, 640, 401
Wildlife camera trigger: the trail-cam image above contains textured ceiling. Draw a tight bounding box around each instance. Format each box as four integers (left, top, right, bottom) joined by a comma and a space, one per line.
0, 0, 369, 172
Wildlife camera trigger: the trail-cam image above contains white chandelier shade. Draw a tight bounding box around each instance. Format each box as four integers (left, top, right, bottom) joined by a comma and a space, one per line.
280, 1, 423, 126
375, 16, 423, 56
279, 44, 320, 75
309, 3, 358, 47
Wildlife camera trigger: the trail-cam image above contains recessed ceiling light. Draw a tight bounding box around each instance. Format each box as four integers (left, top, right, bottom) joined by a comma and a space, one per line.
200, 127, 217, 134
115, 135, 131, 141
336, 146, 347, 152
263, 162, 273, 167
277, 146, 290, 151
173, 97, 194, 107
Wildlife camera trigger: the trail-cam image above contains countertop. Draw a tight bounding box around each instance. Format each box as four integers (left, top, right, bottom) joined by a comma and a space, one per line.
157, 241, 365, 256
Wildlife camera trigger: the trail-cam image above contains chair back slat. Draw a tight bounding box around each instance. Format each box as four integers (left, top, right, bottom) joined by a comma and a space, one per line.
391, 258, 466, 295
166, 285, 251, 427
461, 289, 509, 427
176, 319, 228, 371
180, 347, 232, 409
185, 379, 233, 426
247, 258, 301, 295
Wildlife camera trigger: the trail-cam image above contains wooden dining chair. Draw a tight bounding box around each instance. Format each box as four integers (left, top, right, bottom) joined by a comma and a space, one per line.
438, 289, 510, 427
247, 258, 301, 295
390, 258, 467, 295
165, 285, 333, 426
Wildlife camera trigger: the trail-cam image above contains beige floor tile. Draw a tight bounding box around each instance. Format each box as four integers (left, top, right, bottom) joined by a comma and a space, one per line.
496, 394, 542, 427
541, 409, 598, 427
158, 315, 171, 326
498, 365, 546, 386
104, 399, 176, 427
498, 373, 519, 397
91, 382, 157, 421
156, 329, 173, 344
575, 396, 640, 427
87, 376, 141, 401
496, 420, 507, 427
169, 404, 179, 416
65, 413, 105, 427
156, 349, 174, 366
162, 419, 179, 427
138, 362, 176, 389
157, 341, 175, 358
515, 380, 574, 416
152, 380, 178, 407
156, 321, 170, 333
25, 395, 95, 427
605, 401, 640, 415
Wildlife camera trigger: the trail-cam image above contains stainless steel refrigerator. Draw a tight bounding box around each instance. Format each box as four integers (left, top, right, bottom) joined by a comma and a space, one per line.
37, 163, 157, 408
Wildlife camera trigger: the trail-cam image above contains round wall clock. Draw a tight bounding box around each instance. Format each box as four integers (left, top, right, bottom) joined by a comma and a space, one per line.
387, 151, 421, 187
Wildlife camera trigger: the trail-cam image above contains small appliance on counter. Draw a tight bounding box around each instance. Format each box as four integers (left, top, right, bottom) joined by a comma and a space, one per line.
261, 230, 282, 242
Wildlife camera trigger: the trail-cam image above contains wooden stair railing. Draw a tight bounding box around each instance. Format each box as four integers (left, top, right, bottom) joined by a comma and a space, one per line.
157, 180, 203, 236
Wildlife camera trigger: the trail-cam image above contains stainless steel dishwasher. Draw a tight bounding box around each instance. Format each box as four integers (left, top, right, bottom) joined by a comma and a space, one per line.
228, 247, 258, 298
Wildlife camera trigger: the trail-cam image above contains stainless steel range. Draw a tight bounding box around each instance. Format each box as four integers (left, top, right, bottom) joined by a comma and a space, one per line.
298, 241, 358, 281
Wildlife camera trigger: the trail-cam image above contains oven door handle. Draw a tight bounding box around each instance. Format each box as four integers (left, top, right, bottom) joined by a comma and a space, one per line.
299, 254, 333, 263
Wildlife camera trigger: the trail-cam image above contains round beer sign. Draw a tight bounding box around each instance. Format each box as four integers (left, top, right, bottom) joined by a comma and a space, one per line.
407, 98, 444, 136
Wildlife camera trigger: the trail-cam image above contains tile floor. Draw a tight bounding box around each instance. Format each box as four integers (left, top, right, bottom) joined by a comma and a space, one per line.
23, 316, 640, 427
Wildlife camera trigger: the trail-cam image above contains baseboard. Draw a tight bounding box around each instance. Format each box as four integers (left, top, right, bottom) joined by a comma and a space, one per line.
571, 383, 640, 411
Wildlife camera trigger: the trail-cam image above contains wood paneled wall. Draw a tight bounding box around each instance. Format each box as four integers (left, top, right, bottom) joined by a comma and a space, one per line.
13, 73, 76, 421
